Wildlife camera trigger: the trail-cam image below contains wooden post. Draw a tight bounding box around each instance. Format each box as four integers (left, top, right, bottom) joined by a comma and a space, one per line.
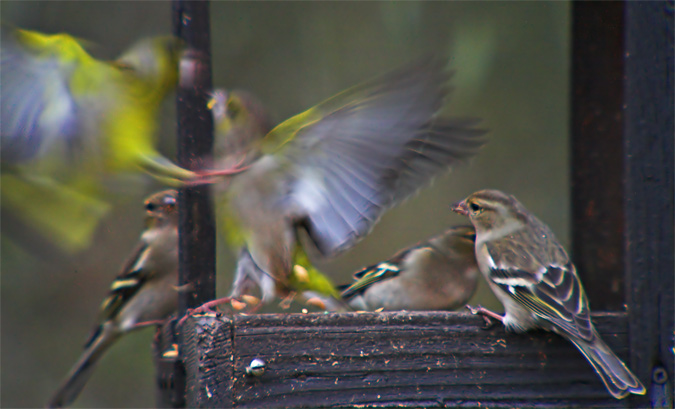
623, 3, 674, 408
156, 1, 215, 407
570, 1, 626, 311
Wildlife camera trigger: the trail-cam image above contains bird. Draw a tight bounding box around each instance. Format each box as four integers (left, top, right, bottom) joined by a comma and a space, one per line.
339, 225, 479, 312
207, 89, 344, 310
1, 26, 192, 253
47, 189, 180, 408
208, 89, 274, 170
451, 189, 646, 399
1, 26, 189, 177
204, 56, 487, 311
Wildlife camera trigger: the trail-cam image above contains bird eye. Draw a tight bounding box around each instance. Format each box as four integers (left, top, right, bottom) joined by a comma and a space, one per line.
145, 202, 156, 211
469, 202, 481, 212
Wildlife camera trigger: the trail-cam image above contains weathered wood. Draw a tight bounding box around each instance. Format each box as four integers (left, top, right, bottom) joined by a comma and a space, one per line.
570, 1, 625, 310
181, 313, 234, 407
623, 3, 675, 409
176, 311, 632, 408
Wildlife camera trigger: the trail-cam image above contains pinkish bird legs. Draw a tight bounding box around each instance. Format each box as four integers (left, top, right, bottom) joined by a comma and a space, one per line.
132, 318, 170, 328
196, 155, 251, 177
466, 304, 504, 329
176, 296, 232, 326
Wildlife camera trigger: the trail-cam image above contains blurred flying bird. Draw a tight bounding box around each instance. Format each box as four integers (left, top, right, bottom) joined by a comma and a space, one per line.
1, 26, 191, 252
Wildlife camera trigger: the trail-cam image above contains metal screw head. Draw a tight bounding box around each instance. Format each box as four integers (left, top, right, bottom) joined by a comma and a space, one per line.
653, 366, 668, 384
246, 358, 266, 377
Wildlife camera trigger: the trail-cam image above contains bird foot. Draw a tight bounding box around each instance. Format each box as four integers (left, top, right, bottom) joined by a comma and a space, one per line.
177, 296, 232, 326
466, 304, 503, 330
278, 292, 297, 309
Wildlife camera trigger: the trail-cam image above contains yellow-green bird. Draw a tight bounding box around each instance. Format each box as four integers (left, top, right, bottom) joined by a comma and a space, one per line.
452, 189, 645, 399
1, 26, 188, 176
208, 57, 487, 309
339, 225, 479, 311
47, 190, 180, 408
1, 26, 191, 251
208, 89, 343, 308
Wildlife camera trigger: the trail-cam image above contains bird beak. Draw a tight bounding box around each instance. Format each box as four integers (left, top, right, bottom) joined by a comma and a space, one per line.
206, 89, 227, 111
451, 200, 469, 216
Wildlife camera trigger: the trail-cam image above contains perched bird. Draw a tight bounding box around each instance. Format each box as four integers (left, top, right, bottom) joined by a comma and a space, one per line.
1, 27, 192, 252
339, 225, 479, 311
452, 189, 645, 399
207, 57, 486, 309
47, 190, 180, 408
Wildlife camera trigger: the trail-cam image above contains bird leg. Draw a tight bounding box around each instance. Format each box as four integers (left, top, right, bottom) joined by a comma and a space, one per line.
177, 296, 232, 327
466, 304, 504, 330
278, 292, 298, 309
194, 155, 251, 179
133, 318, 171, 328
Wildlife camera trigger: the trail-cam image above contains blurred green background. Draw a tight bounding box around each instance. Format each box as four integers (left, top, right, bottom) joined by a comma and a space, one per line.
1, 1, 570, 407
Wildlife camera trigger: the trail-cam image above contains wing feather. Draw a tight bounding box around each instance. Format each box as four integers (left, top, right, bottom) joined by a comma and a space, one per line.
272, 57, 485, 256
490, 262, 594, 342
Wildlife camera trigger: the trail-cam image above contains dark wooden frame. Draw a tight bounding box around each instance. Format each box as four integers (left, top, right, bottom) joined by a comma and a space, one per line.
156, 1, 674, 407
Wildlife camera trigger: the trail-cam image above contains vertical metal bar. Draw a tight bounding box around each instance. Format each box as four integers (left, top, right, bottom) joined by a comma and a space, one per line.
623, 2, 674, 408
173, 0, 215, 313
164, 1, 215, 407
570, 1, 625, 310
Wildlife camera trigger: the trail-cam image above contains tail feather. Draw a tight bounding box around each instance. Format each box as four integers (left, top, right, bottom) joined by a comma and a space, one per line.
47, 324, 119, 408
569, 332, 646, 399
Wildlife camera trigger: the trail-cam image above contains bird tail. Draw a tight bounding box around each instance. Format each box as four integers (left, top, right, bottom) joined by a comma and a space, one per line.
47, 324, 119, 408
569, 331, 646, 399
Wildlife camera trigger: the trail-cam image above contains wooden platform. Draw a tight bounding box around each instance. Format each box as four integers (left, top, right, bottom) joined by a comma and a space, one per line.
156, 311, 635, 408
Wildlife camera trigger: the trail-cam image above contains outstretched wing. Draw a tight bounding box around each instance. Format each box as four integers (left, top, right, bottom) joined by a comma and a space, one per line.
1, 27, 88, 163
269, 56, 486, 256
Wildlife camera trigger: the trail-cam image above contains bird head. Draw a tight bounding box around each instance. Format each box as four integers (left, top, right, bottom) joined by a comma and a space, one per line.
208, 89, 273, 166
442, 225, 476, 250
451, 189, 528, 235
116, 36, 184, 99
143, 189, 178, 228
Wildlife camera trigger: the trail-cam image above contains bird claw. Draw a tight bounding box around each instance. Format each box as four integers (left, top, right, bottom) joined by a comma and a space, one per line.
466, 304, 503, 330
177, 297, 232, 327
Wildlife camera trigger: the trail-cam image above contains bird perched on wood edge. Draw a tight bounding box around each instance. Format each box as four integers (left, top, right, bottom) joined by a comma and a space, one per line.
452, 189, 645, 399
339, 225, 480, 312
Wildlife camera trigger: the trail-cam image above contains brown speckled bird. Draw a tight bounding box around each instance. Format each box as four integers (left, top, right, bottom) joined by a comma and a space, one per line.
48, 190, 179, 408
340, 225, 479, 311
452, 189, 645, 399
